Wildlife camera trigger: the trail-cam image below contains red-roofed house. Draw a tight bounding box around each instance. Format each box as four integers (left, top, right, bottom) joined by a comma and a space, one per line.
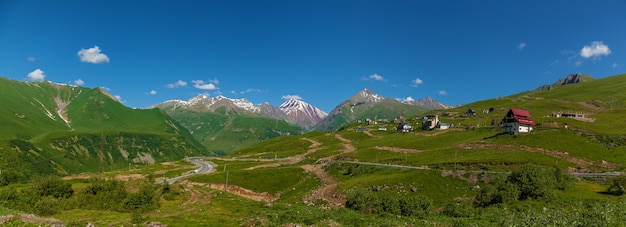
501, 108, 536, 134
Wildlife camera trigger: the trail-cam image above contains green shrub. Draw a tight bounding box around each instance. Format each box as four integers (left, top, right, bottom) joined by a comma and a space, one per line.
607, 175, 626, 196
30, 176, 73, 199
507, 164, 557, 200
345, 188, 431, 217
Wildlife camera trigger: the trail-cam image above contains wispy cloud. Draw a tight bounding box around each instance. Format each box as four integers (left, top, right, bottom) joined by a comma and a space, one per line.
192, 80, 218, 90
114, 95, 124, 103
149, 90, 157, 95
580, 41, 611, 59
396, 96, 414, 102
166, 80, 187, 88
27, 69, 45, 81
74, 79, 85, 86
411, 78, 423, 87
77, 46, 110, 64
282, 94, 303, 100
27, 56, 36, 62
363, 73, 386, 82
613, 63, 622, 68
549, 60, 560, 66
438, 90, 448, 96
518, 42, 527, 50
209, 78, 219, 85
231, 88, 261, 94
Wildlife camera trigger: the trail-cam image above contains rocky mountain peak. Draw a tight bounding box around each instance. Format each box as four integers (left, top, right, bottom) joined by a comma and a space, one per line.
350, 88, 384, 103
536, 73, 594, 91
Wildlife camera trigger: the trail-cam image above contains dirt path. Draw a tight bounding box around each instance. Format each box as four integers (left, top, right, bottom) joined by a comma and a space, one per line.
578, 101, 604, 111
456, 143, 620, 171
300, 164, 345, 209
363, 130, 381, 138
184, 181, 277, 202
0, 214, 62, 225
329, 134, 356, 158
244, 138, 322, 170
373, 146, 424, 153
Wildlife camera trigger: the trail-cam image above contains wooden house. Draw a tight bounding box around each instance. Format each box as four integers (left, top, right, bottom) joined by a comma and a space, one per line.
501, 108, 536, 134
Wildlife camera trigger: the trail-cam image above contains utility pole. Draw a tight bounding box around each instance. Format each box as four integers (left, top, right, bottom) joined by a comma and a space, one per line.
225, 171, 229, 189
454, 151, 457, 171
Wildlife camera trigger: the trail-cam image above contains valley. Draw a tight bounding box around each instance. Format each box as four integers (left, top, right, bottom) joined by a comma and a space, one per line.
2, 74, 626, 226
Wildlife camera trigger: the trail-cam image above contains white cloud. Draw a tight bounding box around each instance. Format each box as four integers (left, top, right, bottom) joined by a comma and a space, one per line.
209, 78, 219, 85
100, 86, 111, 91
27, 69, 45, 81
77, 46, 110, 64
114, 95, 124, 103
240, 88, 261, 94
549, 60, 560, 66
166, 80, 187, 88
411, 78, 423, 87
282, 94, 303, 100
369, 73, 385, 81
580, 41, 611, 59
518, 42, 527, 50
403, 96, 415, 102
438, 90, 448, 96
192, 80, 218, 90
27, 57, 36, 62
149, 90, 157, 95
74, 79, 85, 86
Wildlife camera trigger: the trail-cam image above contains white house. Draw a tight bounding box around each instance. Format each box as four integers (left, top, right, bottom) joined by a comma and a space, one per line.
501, 108, 536, 134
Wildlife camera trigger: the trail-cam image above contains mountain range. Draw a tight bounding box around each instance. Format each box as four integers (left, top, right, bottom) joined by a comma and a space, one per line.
0, 72, 607, 177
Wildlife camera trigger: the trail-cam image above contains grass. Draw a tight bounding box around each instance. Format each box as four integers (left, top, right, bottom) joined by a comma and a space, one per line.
190, 166, 311, 194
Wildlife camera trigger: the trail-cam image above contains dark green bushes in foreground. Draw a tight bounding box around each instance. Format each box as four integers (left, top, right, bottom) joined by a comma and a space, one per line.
0, 176, 167, 222
474, 164, 573, 207
345, 188, 432, 217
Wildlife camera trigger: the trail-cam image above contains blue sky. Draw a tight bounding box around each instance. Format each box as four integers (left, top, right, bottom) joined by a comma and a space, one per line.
1, 1, 625, 112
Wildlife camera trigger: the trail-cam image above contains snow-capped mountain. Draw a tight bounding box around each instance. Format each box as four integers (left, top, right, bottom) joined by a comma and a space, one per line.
402, 96, 452, 110
278, 99, 328, 130
151, 94, 269, 115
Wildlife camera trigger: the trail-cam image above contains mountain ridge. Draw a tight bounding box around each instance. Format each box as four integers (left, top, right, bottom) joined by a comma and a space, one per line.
0, 77, 209, 177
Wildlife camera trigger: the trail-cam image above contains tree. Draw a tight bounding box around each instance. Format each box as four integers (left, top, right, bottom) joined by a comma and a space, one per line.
507, 164, 557, 200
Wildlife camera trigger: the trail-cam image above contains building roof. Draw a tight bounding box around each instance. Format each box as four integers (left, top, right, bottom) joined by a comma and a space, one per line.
508, 108, 536, 125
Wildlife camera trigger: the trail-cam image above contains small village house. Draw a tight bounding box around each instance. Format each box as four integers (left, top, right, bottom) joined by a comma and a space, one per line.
422, 115, 439, 130
396, 122, 413, 132
422, 114, 451, 130
501, 108, 536, 134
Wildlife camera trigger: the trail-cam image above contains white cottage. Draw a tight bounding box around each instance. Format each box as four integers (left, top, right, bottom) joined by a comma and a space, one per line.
501, 108, 536, 134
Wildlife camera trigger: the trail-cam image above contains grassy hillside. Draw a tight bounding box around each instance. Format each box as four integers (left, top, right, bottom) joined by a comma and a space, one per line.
315, 98, 427, 131
4, 74, 626, 226
0, 78, 209, 178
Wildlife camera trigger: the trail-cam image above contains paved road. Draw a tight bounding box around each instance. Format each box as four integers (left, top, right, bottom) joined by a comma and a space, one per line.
166, 157, 216, 184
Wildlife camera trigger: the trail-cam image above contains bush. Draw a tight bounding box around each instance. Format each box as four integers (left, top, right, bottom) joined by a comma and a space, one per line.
443, 201, 473, 218
123, 184, 159, 213
507, 164, 558, 200
30, 176, 73, 199
345, 189, 431, 217
607, 175, 626, 196
79, 178, 127, 210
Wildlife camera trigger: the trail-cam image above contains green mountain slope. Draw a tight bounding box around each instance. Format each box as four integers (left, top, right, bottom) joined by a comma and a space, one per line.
0, 77, 210, 177
315, 88, 428, 131
158, 108, 302, 155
